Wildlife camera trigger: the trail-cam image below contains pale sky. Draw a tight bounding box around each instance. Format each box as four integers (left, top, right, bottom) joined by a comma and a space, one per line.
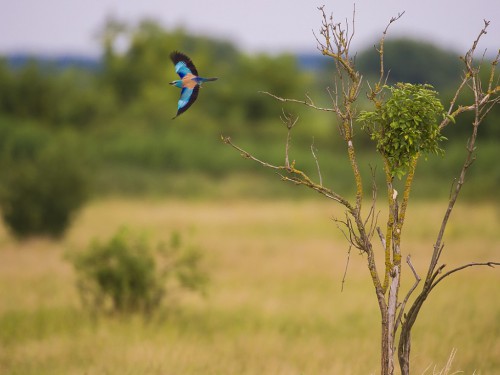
1, 0, 499, 57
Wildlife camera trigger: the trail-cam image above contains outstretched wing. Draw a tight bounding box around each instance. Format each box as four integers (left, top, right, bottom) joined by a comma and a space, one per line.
173, 85, 200, 119
170, 51, 198, 78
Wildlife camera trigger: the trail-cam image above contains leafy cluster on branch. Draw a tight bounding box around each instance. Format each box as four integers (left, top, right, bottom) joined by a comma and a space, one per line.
359, 83, 447, 178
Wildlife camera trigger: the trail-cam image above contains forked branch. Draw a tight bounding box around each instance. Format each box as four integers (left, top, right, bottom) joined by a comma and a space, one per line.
426, 20, 499, 283
260, 91, 336, 113
439, 21, 500, 130
369, 11, 405, 103
430, 261, 500, 292
221, 136, 351, 207
395, 256, 420, 333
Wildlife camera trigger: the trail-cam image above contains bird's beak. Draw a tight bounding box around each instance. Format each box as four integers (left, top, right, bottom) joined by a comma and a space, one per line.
169, 81, 175, 85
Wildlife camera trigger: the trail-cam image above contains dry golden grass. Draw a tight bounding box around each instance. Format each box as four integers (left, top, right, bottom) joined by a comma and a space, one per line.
0, 198, 498, 374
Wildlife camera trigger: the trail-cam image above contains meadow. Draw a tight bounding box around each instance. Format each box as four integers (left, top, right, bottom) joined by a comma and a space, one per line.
1, 15, 499, 374
0, 198, 498, 374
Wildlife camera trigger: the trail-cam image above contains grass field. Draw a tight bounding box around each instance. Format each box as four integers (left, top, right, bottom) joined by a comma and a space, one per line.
0, 198, 499, 374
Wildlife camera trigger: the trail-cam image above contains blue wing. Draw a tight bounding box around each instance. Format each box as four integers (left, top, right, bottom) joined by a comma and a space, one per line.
173, 86, 199, 119
170, 51, 198, 78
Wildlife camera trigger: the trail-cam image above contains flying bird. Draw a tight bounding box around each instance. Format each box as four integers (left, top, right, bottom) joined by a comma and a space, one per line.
169, 51, 218, 119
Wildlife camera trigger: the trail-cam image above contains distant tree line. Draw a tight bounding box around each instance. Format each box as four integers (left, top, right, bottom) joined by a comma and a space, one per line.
0, 18, 497, 211
1, 20, 498, 136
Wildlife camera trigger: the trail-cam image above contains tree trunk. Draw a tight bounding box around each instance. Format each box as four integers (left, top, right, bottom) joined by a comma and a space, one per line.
381, 328, 394, 374
398, 313, 414, 375
399, 332, 411, 375
379, 268, 401, 374
398, 291, 428, 375
378, 290, 398, 375
380, 305, 391, 375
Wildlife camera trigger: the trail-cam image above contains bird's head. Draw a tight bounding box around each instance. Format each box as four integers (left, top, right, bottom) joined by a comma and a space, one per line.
169, 80, 182, 88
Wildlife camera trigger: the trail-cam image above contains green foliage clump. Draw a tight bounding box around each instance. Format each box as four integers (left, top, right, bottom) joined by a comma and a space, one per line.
359, 83, 447, 178
0, 124, 88, 238
69, 229, 208, 316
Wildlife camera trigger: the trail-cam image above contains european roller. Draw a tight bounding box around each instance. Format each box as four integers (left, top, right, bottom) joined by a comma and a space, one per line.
169, 51, 218, 119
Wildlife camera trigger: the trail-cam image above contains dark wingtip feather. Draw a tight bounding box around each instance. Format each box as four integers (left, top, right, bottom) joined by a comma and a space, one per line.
173, 85, 200, 119
169, 51, 198, 76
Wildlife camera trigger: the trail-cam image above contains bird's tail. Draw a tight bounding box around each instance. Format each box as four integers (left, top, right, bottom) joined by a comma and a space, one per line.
201, 77, 218, 82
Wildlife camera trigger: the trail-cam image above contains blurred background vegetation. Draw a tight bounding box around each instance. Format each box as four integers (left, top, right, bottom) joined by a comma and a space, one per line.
0, 17, 498, 374
0, 19, 498, 210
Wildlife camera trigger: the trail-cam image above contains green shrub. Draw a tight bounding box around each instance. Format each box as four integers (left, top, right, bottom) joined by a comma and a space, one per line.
358, 83, 447, 179
0, 129, 88, 238
68, 228, 208, 316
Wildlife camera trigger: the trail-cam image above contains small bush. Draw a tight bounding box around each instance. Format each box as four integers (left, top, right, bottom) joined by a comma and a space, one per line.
359, 83, 446, 179
0, 130, 88, 238
68, 228, 208, 316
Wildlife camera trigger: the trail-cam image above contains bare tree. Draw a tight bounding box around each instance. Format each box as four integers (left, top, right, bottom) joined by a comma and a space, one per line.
223, 6, 500, 375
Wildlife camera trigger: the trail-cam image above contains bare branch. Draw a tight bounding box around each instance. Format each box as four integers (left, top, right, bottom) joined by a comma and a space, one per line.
440, 75, 469, 129
334, 216, 355, 246
426, 19, 499, 283
429, 263, 447, 287
222, 135, 353, 207
310, 137, 323, 186
280, 110, 298, 168
470, 19, 490, 56
376, 226, 386, 249
368, 11, 405, 102
222, 136, 283, 170
395, 256, 421, 333
364, 165, 379, 239
487, 48, 500, 93
341, 244, 352, 292
259, 91, 335, 112
448, 178, 457, 200
383, 12, 406, 35
479, 95, 500, 123
346, 4, 356, 53
326, 85, 339, 109
334, 213, 364, 251
431, 262, 500, 291
440, 20, 500, 130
